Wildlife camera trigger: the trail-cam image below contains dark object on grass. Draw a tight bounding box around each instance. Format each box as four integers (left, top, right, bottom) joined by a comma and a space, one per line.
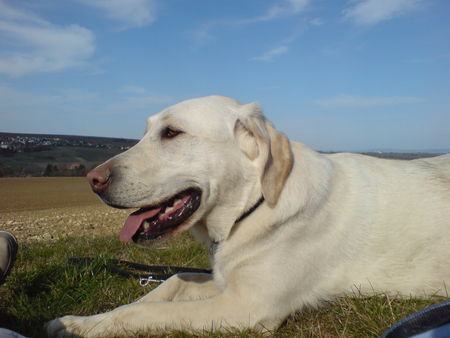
69, 257, 211, 285
0, 231, 18, 285
381, 299, 450, 338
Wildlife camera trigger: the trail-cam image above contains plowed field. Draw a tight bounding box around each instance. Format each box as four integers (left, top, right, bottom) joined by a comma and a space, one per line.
0, 177, 129, 243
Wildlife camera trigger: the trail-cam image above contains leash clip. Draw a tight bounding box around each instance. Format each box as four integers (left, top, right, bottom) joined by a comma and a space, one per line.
139, 276, 151, 286
139, 275, 165, 286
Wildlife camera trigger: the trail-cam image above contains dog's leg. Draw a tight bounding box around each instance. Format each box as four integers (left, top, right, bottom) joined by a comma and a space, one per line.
136, 272, 221, 302
47, 288, 275, 337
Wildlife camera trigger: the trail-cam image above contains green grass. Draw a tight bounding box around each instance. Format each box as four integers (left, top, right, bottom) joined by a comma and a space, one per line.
0, 234, 446, 337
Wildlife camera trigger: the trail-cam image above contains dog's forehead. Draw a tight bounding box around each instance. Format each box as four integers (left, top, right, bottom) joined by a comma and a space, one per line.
147, 96, 241, 137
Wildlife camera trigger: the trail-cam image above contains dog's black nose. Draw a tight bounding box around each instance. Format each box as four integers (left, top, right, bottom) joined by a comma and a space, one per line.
87, 166, 110, 194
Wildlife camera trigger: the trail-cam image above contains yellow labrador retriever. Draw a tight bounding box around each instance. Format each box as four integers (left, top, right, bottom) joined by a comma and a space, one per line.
48, 95, 450, 337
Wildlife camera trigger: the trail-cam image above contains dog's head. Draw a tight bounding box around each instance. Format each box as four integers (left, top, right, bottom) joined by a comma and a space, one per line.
87, 95, 293, 246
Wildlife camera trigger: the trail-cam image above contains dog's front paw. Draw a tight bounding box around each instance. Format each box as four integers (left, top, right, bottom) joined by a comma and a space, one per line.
46, 313, 112, 338
46, 315, 87, 338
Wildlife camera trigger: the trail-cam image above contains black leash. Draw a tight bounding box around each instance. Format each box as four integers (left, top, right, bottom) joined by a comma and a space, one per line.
68, 257, 212, 285
68, 196, 264, 285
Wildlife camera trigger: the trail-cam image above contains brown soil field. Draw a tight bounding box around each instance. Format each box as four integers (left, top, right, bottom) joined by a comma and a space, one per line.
0, 177, 130, 243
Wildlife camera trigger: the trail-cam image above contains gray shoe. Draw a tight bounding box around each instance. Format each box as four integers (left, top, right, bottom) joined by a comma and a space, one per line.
0, 231, 18, 285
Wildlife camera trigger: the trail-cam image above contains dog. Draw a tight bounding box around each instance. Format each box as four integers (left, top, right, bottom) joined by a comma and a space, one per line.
47, 95, 450, 337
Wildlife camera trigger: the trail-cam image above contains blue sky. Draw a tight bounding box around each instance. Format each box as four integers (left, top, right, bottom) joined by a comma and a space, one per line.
0, 0, 449, 152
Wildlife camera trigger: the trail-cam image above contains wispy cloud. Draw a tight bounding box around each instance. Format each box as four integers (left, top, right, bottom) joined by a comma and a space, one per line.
77, 0, 158, 29
0, 1, 95, 77
240, 0, 313, 24
190, 0, 314, 49
188, 24, 215, 49
343, 0, 424, 26
315, 95, 425, 108
309, 17, 324, 26
252, 46, 289, 62
251, 23, 309, 62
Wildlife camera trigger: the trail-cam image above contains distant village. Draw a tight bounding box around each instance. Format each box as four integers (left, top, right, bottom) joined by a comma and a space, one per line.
0, 133, 137, 177
0, 133, 131, 153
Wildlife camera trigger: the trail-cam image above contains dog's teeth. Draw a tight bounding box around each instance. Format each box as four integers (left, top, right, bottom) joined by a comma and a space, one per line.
143, 223, 149, 230
165, 206, 175, 214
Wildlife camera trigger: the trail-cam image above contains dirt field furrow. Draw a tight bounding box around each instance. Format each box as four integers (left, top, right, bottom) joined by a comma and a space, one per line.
1, 177, 130, 243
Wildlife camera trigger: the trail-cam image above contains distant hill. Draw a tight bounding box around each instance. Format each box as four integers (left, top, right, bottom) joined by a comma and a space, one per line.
0, 132, 446, 177
0, 132, 138, 177
358, 148, 450, 154
320, 151, 446, 161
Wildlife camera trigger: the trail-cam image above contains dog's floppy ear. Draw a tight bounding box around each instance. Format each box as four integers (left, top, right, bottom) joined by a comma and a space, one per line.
234, 102, 293, 207
234, 119, 259, 160
261, 121, 293, 207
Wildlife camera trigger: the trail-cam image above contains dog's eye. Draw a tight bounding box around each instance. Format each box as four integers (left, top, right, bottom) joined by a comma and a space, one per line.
161, 127, 183, 139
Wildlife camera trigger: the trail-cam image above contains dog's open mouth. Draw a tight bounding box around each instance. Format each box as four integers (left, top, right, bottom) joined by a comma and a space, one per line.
119, 188, 202, 244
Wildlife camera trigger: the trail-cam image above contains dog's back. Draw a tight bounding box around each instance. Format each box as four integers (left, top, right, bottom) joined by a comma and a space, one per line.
321, 152, 450, 297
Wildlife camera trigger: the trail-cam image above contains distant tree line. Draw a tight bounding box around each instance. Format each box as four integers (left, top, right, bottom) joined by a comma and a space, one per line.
0, 163, 89, 177
43, 163, 87, 177
0, 164, 14, 177
360, 152, 443, 160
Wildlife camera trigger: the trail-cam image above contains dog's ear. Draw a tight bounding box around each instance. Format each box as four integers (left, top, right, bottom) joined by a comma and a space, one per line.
234, 119, 259, 160
234, 102, 293, 207
261, 121, 293, 207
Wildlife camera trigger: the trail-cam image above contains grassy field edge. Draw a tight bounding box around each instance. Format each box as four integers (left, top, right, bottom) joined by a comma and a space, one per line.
0, 233, 446, 337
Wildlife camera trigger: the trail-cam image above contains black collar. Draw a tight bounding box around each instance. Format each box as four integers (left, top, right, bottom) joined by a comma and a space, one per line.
234, 195, 265, 224
210, 196, 265, 254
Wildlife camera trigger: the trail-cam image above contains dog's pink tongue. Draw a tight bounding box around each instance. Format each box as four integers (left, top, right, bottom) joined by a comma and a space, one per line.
120, 208, 161, 243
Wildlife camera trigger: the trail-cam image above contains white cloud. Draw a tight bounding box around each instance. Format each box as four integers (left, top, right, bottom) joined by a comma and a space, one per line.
310, 17, 324, 26
190, 0, 314, 50
0, 2, 95, 77
241, 0, 312, 24
343, 0, 423, 26
252, 46, 289, 62
78, 0, 158, 29
315, 95, 424, 108
262, 0, 311, 20
0, 1, 46, 25
251, 25, 305, 62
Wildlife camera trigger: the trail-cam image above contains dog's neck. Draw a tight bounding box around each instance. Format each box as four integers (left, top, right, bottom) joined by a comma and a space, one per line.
234, 195, 265, 225
209, 195, 265, 254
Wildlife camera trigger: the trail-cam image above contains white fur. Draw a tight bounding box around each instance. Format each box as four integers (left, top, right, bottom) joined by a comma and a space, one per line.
48, 95, 450, 337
